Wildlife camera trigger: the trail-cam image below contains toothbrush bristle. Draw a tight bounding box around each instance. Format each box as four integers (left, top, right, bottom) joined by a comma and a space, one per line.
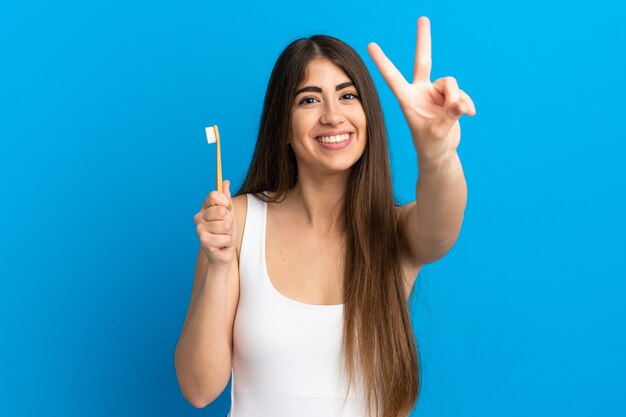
205, 126, 217, 144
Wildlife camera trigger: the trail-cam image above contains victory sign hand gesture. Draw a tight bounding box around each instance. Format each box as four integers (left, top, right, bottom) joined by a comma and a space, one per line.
367, 16, 476, 162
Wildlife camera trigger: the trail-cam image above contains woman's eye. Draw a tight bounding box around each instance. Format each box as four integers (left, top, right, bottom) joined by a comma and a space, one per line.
299, 96, 319, 105
342, 92, 360, 100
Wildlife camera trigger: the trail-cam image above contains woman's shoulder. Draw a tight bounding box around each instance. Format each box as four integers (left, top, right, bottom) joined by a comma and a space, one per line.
232, 193, 248, 207
239, 190, 273, 201
231, 194, 248, 260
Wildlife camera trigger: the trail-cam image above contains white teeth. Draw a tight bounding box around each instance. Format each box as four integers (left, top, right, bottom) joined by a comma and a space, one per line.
317, 133, 351, 143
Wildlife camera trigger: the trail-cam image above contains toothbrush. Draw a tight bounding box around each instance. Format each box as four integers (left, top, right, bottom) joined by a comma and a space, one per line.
205, 125, 222, 193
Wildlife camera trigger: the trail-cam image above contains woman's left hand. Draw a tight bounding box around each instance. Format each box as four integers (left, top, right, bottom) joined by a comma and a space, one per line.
367, 16, 476, 162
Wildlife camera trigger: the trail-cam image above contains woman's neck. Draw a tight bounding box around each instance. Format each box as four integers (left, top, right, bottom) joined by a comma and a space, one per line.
282, 177, 347, 236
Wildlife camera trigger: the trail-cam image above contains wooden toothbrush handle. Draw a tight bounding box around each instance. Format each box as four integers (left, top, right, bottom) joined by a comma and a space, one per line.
214, 124, 222, 193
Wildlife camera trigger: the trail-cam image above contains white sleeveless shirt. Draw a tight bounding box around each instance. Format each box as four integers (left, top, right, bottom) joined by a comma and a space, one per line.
226, 192, 367, 417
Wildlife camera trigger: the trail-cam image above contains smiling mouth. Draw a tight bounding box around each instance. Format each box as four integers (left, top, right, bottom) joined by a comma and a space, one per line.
315, 132, 353, 144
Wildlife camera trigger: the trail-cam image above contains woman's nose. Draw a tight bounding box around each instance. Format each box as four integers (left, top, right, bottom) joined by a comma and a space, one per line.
320, 101, 344, 125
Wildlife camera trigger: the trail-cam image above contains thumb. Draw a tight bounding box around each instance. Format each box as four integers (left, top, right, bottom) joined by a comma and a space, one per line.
431, 101, 464, 140
224, 180, 233, 208
431, 79, 465, 135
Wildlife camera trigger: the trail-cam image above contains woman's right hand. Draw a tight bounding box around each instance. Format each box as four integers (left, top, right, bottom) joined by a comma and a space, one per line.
193, 180, 238, 271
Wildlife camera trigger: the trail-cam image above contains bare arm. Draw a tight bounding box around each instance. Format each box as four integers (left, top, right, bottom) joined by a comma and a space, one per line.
406, 152, 467, 264
367, 17, 474, 266
174, 185, 243, 408
174, 251, 237, 407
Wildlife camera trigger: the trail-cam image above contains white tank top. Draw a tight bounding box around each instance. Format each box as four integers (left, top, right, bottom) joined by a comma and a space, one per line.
226, 192, 367, 417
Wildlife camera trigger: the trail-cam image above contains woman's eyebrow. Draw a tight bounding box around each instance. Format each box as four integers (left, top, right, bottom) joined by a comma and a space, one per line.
295, 82, 355, 96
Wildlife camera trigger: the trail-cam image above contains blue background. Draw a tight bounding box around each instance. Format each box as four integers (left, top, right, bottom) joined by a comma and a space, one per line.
2, 0, 625, 416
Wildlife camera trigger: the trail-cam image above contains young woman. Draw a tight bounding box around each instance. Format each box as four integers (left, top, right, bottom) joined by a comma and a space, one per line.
175, 16, 476, 417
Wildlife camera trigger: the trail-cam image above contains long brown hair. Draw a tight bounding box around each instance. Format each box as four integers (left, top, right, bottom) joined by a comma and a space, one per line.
235, 34, 420, 417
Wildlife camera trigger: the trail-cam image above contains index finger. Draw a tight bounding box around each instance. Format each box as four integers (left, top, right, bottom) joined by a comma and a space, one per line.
367, 42, 408, 100
413, 16, 432, 83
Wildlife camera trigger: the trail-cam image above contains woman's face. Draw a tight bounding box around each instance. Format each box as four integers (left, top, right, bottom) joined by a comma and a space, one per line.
289, 58, 367, 176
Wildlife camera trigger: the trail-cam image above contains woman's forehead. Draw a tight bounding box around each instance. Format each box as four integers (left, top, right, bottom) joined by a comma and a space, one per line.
298, 58, 352, 87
